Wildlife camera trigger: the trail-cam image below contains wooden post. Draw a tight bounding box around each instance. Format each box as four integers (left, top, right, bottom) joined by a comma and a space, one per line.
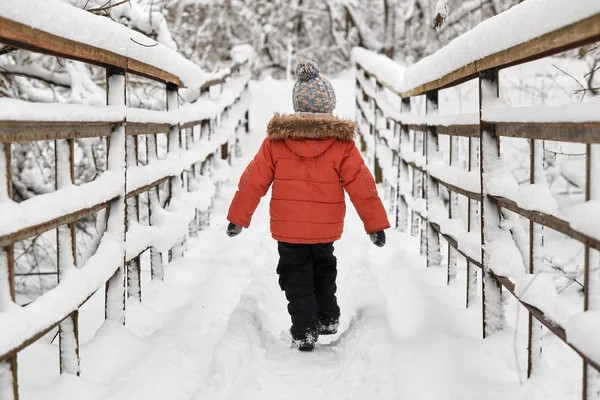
125, 132, 141, 301
146, 133, 163, 281
187, 127, 199, 238
0, 142, 18, 399
55, 138, 81, 375
411, 130, 423, 238
167, 84, 184, 260
244, 109, 250, 134
198, 121, 211, 230
583, 142, 600, 399
447, 134, 459, 284
425, 90, 441, 268
104, 67, 127, 324
396, 97, 410, 232
527, 138, 544, 377
466, 136, 479, 308
479, 68, 506, 338
373, 81, 383, 184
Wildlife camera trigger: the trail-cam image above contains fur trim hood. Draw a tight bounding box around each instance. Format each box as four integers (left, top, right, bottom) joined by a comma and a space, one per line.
267, 113, 356, 142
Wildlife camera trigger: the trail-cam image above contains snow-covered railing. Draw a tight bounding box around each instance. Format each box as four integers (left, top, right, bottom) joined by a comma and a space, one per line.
354, 4, 600, 397
0, 5, 250, 398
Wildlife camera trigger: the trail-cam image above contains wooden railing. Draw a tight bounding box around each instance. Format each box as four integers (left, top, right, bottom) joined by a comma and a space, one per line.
0, 7, 250, 399
354, 8, 600, 400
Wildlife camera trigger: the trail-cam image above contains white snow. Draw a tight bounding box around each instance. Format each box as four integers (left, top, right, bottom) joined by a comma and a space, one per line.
516, 184, 559, 215
429, 162, 481, 194
439, 218, 467, 240
485, 229, 526, 278
355, 1, 600, 97
458, 230, 482, 263
483, 99, 600, 123
400, 145, 426, 169
0, 0, 216, 88
568, 200, 600, 241
355, 70, 478, 127
0, 74, 250, 125
0, 231, 124, 358
482, 157, 520, 199
0, 171, 121, 238
352, 47, 406, 93
514, 274, 573, 327
567, 310, 600, 368
400, 0, 600, 94
434, 0, 449, 21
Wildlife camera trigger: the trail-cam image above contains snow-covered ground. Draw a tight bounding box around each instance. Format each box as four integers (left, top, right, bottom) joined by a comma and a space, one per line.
17, 77, 583, 400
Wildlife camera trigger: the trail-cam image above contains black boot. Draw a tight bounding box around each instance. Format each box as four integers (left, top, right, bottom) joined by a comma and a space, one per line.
292, 330, 318, 351
318, 318, 339, 335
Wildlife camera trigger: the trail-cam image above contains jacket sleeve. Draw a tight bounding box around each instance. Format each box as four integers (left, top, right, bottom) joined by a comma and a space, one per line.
227, 139, 275, 228
339, 141, 391, 234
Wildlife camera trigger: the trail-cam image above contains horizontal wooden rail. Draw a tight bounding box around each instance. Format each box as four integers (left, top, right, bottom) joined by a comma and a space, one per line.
0, 16, 182, 86
436, 125, 479, 138
125, 177, 170, 200
0, 286, 99, 364
491, 195, 600, 252
0, 121, 116, 142
492, 122, 600, 143
0, 200, 113, 247
126, 123, 171, 136
402, 14, 600, 97
430, 222, 481, 268
434, 177, 482, 202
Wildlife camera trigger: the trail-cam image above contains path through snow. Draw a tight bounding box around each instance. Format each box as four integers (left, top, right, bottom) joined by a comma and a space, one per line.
20, 77, 581, 400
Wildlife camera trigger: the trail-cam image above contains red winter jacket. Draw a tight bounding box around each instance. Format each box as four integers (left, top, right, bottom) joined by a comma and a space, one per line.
227, 113, 390, 244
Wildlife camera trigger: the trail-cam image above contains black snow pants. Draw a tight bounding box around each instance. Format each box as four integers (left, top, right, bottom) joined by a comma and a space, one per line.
276, 242, 341, 341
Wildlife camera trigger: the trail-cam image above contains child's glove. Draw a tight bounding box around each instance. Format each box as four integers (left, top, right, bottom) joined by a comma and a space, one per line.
226, 222, 242, 237
369, 230, 386, 247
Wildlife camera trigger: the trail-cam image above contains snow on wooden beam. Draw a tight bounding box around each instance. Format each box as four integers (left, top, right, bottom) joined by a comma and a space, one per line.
354, 6, 600, 98
402, 12, 600, 97
0, 16, 182, 87
491, 195, 600, 253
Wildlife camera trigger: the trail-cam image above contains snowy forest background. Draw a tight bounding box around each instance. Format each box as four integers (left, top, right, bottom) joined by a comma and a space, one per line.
1, 0, 599, 303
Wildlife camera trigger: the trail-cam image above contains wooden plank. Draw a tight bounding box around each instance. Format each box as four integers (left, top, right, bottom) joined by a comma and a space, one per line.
405, 160, 427, 174
491, 195, 600, 252
430, 221, 482, 268
126, 177, 169, 200
0, 16, 182, 86
399, 13, 600, 97
0, 286, 100, 364
0, 200, 113, 247
126, 123, 171, 136
495, 275, 600, 373
492, 122, 600, 143
180, 119, 210, 130
437, 125, 480, 138
433, 175, 482, 202
408, 124, 427, 132
0, 121, 115, 143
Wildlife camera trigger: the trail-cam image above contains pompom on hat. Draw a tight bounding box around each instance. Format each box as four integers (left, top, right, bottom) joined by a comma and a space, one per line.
292, 59, 336, 114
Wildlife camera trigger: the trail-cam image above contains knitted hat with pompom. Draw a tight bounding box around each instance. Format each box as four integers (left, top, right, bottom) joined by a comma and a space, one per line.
292, 60, 336, 114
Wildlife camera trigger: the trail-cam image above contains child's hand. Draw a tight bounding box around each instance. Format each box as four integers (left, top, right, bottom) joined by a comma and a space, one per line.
226, 222, 242, 237
369, 230, 386, 247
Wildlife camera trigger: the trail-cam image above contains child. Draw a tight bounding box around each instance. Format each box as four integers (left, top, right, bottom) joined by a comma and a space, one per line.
226, 60, 390, 351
